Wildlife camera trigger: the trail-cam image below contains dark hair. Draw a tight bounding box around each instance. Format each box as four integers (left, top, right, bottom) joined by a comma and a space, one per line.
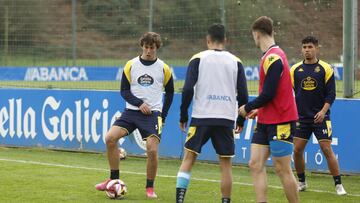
207, 23, 225, 42
139, 32, 162, 49
302, 36, 319, 46
251, 16, 273, 36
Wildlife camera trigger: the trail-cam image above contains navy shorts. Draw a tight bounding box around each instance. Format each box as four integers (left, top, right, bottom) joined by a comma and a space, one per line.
113, 109, 162, 141
295, 118, 332, 141
185, 125, 235, 157
251, 121, 295, 145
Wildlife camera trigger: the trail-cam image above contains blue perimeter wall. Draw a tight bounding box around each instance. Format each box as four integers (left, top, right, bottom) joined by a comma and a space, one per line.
0, 88, 359, 173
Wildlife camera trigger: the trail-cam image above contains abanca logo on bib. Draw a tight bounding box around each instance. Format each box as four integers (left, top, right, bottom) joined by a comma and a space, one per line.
137, 74, 154, 86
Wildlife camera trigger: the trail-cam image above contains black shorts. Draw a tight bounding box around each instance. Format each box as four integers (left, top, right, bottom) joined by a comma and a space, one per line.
113, 109, 162, 141
184, 125, 235, 157
251, 121, 295, 145
294, 118, 332, 141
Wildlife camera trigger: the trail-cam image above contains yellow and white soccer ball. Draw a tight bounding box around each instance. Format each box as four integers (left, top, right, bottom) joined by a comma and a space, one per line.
105, 179, 127, 199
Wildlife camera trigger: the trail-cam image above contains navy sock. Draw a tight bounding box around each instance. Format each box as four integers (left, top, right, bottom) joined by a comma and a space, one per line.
297, 172, 305, 182
176, 171, 191, 203
333, 175, 341, 185
176, 188, 187, 203
146, 179, 154, 188
110, 169, 119, 179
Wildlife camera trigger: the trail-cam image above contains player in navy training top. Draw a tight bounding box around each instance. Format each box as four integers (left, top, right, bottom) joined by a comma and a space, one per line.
290, 36, 346, 195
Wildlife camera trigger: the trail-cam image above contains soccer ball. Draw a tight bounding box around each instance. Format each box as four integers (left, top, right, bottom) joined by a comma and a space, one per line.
105, 179, 127, 199
119, 147, 127, 160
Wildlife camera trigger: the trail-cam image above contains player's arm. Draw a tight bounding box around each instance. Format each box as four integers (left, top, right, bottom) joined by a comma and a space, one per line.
244, 58, 283, 113
236, 61, 249, 127
120, 72, 143, 106
314, 66, 336, 123
324, 69, 336, 105
120, 62, 144, 107
161, 65, 175, 123
322, 72, 336, 112
179, 58, 199, 125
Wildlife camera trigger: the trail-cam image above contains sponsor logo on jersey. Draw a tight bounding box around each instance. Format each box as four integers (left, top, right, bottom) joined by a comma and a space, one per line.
301, 76, 318, 90
207, 95, 232, 102
137, 74, 154, 86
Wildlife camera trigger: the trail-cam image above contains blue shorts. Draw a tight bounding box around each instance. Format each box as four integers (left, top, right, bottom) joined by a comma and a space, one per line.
113, 109, 162, 141
269, 140, 293, 157
295, 118, 332, 141
185, 125, 235, 157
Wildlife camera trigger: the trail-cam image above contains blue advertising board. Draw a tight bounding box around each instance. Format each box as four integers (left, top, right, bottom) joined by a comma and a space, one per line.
0, 66, 122, 81
0, 89, 359, 173
0, 65, 344, 81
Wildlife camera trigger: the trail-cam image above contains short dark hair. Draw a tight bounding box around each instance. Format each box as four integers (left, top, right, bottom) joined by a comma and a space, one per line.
251, 16, 273, 36
139, 32, 162, 49
207, 23, 225, 43
302, 36, 319, 46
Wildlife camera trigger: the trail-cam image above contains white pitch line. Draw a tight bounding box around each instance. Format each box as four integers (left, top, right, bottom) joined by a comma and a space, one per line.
0, 158, 359, 197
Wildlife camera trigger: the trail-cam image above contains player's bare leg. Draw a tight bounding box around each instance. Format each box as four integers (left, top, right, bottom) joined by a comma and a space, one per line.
249, 145, 270, 203
179, 150, 198, 171
293, 138, 307, 174
176, 150, 197, 203
219, 156, 232, 200
273, 155, 299, 203
95, 126, 127, 191
293, 138, 308, 191
319, 140, 346, 195
145, 135, 160, 198
319, 140, 339, 176
146, 136, 159, 180
106, 126, 128, 170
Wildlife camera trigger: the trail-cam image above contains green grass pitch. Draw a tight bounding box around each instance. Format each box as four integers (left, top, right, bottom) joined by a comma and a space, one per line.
0, 147, 359, 202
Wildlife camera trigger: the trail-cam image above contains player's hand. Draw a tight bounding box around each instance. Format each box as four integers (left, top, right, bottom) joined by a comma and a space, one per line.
314, 110, 326, 123
238, 105, 247, 117
179, 122, 187, 132
246, 109, 258, 119
139, 103, 152, 115
235, 125, 243, 134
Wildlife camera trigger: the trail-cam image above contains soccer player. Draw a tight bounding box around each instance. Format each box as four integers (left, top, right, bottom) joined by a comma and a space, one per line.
290, 36, 347, 195
95, 32, 174, 199
238, 16, 299, 203
176, 24, 248, 203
